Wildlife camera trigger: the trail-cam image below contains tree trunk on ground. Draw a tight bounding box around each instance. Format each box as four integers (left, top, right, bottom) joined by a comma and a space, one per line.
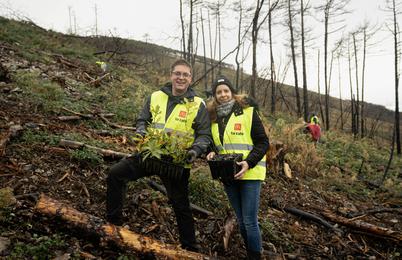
35, 194, 206, 259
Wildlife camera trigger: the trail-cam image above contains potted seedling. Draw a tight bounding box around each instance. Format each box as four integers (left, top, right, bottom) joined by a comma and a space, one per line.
132, 104, 195, 178
208, 153, 243, 182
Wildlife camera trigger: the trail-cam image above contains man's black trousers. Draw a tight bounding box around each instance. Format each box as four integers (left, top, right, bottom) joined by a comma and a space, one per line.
106, 156, 197, 249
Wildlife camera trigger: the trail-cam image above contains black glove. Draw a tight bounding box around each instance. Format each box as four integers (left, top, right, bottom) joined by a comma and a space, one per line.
186, 150, 197, 163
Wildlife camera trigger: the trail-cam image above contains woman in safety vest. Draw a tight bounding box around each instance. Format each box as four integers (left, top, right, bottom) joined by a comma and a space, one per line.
206, 75, 269, 260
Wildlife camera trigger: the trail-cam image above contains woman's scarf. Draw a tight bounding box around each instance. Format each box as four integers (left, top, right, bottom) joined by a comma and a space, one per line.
216, 100, 235, 118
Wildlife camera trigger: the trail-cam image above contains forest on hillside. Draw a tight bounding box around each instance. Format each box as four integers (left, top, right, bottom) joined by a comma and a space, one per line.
0, 0, 401, 258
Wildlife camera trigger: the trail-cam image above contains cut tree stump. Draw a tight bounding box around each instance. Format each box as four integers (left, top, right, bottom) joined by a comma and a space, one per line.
35, 194, 208, 259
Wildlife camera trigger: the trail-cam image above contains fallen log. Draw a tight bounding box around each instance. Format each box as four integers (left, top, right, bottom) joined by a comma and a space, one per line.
59, 139, 130, 159
147, 180, 213, 217
321, 210, 402, 242
35, 194, 208, 259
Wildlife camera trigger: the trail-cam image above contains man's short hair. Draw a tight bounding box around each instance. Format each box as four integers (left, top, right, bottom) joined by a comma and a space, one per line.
171, 59, 192, 74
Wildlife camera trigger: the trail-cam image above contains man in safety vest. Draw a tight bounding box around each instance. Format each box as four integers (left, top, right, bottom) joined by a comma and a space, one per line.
106, 59, 212, 252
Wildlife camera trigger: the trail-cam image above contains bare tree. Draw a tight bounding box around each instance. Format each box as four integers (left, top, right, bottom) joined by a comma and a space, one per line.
265, 0, 281, 112
94, 4, 98, 36
300, 0, 312, 121
335, 39, 345, 130
207, 9, 214, 83
316, 0, 350, 130
207, 0, 226, 74
352, 31, 360, 135
317, 49, 325, 123
200, 9, 208, 92
384, 0, 401, 154
251, 0, 270, 99
180, 0, 187, 59
287, 0, 302, 117
348, 37, 356, 135
233, 1, 244, 91
358, 21, 380, 137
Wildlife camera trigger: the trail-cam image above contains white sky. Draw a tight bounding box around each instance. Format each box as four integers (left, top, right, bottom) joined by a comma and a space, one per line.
0, 0, 400, 111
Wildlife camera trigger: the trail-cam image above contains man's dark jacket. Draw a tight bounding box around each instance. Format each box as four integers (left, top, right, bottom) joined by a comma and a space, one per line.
136, 83, 212, 157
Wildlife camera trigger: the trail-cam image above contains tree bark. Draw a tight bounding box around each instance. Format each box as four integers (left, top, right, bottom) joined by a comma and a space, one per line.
35, 194, 206, 259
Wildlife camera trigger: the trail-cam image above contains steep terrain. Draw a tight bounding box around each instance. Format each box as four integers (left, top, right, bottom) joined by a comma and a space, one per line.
0, 17, 401, 259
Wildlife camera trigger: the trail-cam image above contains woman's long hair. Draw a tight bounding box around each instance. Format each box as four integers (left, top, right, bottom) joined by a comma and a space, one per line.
207, 94, 250, 123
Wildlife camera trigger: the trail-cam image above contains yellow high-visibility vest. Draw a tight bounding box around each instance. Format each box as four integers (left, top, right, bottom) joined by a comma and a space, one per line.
150, 90, 203, 168
211, 106, 266, 180
310, 116, 319, 125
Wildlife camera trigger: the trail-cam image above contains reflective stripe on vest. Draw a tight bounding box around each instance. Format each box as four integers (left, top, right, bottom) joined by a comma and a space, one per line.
150, 91, 202, 168
211, 106, 266, 180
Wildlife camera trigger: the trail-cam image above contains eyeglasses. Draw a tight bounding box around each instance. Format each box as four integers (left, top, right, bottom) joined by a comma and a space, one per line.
172, 71, 191, 78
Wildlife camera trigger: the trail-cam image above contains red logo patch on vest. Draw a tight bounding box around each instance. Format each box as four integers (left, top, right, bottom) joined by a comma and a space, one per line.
234, 123, 242, 131
179, 111, 187, 118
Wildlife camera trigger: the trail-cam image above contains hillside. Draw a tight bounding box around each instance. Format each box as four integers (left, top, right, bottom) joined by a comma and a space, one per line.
0, 17, 401, 259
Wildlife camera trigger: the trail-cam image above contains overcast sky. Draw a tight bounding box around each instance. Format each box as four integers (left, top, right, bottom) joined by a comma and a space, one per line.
0, 0, 400, 111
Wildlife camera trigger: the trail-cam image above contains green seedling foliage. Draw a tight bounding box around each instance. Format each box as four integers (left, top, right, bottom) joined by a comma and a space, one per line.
134, 104, 194, 165
10, 234, 66, 259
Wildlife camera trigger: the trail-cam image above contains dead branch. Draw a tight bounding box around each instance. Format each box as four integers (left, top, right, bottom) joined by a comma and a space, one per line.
59, 139, 130, 159
98, 114, 136, 130
347, 207, 402, 218
35, 194, 207, 259
223, 214, 236, 251
321, 210, 402, 242
89, 73, 110, 87
58, 115, 86, 121
147, 180, 213, 217
52, 54, 79, 68
58, 107, 115, 121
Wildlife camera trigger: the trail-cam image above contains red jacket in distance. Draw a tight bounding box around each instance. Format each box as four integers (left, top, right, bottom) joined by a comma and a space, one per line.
306, 123, 321, 141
